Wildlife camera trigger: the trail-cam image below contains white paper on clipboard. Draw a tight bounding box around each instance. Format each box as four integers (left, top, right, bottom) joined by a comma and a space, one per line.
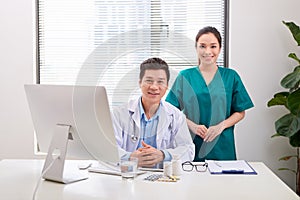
206, 160, 257, 174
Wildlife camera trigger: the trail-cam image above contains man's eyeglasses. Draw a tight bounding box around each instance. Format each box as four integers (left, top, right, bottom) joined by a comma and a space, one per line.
182, 161, 208, 172
142, 79, 167, 88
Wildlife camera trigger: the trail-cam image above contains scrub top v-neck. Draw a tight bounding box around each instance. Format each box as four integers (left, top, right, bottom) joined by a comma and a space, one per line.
166, 66, 254, 161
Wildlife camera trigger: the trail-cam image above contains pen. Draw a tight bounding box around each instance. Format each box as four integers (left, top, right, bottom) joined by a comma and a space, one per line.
221, 169, 244, 174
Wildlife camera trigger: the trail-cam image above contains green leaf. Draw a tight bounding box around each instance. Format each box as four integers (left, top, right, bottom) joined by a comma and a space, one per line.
289, 131, 300, 147
267, 92, 289, 107
275, 113, 300, 137
288, 53, 300, 64
287, 89, 300, 115
267, 96, 287, 107
274, 91, 290, 97
293, 65, 300, 72
278, 168, 297, 174
271, 133, 281, 138
279, 155, 297, 161
280, 66, 300, 89
283, 21, 300, 46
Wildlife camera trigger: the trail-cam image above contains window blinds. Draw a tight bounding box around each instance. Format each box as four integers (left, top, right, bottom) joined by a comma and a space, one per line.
37, 0, 226, 108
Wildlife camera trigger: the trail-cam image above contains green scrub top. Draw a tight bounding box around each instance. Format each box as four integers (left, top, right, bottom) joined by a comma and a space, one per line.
166, 66, 254, 161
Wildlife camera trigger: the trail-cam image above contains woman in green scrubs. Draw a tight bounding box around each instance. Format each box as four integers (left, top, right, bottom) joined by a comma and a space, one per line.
166, 27, 254, 161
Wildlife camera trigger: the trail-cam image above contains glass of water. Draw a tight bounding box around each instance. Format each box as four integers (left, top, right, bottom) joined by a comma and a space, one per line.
120, 157, 138, 180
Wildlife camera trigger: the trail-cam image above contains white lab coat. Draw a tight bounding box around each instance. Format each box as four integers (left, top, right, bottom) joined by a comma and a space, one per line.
112, 98, 195, 162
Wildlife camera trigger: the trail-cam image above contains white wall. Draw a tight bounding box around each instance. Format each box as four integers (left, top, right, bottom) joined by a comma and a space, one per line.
231, 0, 300, 191
0, 0, 299, 191
0, 0, 35, 158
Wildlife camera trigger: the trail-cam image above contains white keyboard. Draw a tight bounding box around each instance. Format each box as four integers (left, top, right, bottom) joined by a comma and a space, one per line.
88, 163, 146, 176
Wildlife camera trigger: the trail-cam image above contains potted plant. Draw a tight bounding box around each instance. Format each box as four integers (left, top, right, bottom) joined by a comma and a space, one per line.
267, 21, 300, 195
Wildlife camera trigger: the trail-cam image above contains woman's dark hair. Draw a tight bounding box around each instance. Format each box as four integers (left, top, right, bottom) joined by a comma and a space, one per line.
195, 26, 222, 48
139, 57, 170, 82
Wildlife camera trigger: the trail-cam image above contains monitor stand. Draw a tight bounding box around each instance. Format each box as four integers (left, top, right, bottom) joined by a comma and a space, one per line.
42, 124, 89, 184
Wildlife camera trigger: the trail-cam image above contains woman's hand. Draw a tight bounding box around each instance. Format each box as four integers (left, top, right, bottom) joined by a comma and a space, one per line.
204, 121, 225, 142
194, 125, 208, 139
187, 119, 208, 139
203, 111, 245, 142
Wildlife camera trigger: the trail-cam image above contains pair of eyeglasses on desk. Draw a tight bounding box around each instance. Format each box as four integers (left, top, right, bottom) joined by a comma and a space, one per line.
182, 161, 208, 172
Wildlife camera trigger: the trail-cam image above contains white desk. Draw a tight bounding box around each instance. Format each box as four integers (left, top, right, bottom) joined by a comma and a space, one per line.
0, 159, 298, 200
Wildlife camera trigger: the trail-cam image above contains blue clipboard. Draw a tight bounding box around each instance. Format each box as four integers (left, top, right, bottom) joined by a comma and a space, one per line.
206, 160, 257, 175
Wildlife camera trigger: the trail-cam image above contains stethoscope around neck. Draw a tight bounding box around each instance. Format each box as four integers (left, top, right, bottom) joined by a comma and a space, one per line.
131, 134, 138, 142
129, 117, 139, 142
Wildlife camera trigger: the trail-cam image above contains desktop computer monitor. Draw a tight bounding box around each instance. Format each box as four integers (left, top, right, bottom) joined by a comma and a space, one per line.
24, 84, 120, 183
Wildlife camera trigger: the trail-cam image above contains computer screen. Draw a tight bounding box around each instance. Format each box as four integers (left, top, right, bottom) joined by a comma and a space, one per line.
24, 84, 120, 183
